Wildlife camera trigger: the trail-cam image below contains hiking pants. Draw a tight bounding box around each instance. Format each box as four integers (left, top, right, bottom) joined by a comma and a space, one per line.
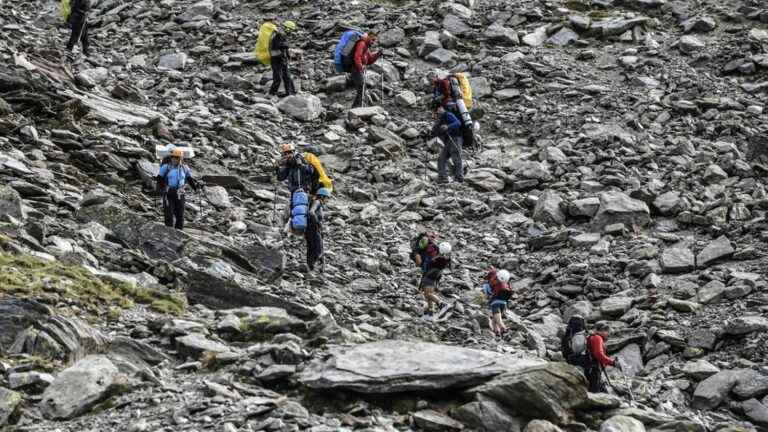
348, 70, 365, 108
305, 219, 323, 271
163, 189, 185, 230
269, 56, 295, 95
66, 16, 90, 54
585, 366, 606, 393
438, 135, 464, 181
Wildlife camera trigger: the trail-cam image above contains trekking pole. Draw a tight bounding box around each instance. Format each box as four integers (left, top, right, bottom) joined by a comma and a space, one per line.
362, 69, 367, 108
619, 368, 636, 404
272, 177, 278, 227
320, 221, 327, 274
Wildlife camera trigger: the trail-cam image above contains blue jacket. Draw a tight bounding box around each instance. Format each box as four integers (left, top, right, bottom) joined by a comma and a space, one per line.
433, 111, 461, 138
158, 164, 192, 190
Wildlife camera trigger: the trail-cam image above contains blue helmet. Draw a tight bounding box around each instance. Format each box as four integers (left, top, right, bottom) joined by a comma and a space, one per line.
316, 188, 331, 198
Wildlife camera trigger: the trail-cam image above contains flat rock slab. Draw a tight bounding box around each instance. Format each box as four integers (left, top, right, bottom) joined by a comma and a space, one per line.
300, 340, 542, 393
40, 355, 123, 420
696, 236, 734, 267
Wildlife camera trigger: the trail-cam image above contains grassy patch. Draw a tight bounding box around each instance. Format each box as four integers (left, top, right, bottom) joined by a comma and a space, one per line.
0, 252, 186, 315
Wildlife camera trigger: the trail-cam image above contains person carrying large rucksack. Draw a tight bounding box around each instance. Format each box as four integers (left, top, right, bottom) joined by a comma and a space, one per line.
275, 143, 318, 236
334, 31, 382, 108
562, 318, 623, 393
156, 148, 200, 230
482, 268, 512, 336
419, 242, 452, 316
410, 231, 439, 274
431, 105, 464, 184
429, 71, 475, 150
270, 19, 297, 96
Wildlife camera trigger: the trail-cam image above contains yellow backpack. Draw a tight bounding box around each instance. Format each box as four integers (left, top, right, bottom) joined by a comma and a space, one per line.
59, 0, 71, 23
254, 22, 278, 66
304, 153, 333, 193
453, 73, 474, 109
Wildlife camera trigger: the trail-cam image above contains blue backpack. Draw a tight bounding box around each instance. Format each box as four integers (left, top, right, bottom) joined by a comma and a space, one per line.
290, 191, 309, 233
334, 30, 362, 73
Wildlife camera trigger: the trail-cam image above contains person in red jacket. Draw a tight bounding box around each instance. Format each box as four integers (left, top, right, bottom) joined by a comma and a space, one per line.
585, 321, 622, 392
347, 33, 382, 108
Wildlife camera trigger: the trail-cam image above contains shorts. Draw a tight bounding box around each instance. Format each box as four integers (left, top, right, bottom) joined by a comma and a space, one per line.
490, 302, 506, 315
420, 276, 437, 290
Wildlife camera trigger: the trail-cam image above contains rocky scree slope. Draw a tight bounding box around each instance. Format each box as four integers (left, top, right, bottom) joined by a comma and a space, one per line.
0, 0, 768, 430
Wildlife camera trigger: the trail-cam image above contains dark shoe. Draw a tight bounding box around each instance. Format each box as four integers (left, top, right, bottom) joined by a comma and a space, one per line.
437, 177, 449, 184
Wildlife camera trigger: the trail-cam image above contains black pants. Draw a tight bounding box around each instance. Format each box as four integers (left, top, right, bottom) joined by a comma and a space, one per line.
305, 219, 323, 271
347, 70, 365, 108
585, 366, 606, 393
163, 189, 185, 230
269, 56, 295, 95
66, 16, 90, 54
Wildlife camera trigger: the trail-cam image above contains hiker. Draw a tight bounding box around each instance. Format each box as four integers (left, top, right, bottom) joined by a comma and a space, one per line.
268, 19, 297, 96
276, 143, 318, 193
305, 187, 330, 274
156, 148, 199, 230
429, 71, 476, 150
419, 242, 452, 315
482, 268, 512, 336
65, 0, 91, 58
410, 232, 439, 274
432, 105, 464, 184
585, 321, 623, 392
347, 32, 382, 108
561, 315, 590, 369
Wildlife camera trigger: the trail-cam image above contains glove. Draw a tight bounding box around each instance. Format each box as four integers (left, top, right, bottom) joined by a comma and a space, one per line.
614, 358, 623, 371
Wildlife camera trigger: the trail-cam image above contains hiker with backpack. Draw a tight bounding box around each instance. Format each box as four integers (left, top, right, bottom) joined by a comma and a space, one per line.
410, 232, 439, 274
334, 31, 382, 108
482, 268, 512, 336
305, 187, 330, 275
63, 0, 91, 59
269, 19, 297, 96
419, 242, 452, 315
562, 318, 623, 392
429, 71, 476, 150
156, 148, 200, 230
432, 105, 464, 184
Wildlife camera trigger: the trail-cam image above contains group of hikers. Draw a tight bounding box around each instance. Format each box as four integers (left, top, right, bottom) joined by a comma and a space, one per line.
62, 9, 630, 398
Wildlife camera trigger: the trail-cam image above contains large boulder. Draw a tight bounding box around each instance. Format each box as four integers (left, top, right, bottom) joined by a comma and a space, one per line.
277, 94, 323, 122
453, 399, 525, 432
696, 236, 734, 267
0, 387, 22, 427
591, 191, 650, 230
0, 185, 25, 220
600, 415, 646, 432
692, 370, 740, 410
40, 355, 126, 420
0, 298, 51, 350
469, 362, 588, 424
524, 420, 563, 432
723, 316, 768, 336
533, 191, 566, 225
659, 247, 695, 274
300, 340, 543, 393
9, 314, 109, 364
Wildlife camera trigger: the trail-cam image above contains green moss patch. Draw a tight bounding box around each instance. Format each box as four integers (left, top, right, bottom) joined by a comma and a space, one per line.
0, 252, 186, 315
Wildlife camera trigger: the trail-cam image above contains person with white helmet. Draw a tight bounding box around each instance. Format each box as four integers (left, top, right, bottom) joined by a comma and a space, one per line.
482, 267, 512, 336
419, 241, 453, 315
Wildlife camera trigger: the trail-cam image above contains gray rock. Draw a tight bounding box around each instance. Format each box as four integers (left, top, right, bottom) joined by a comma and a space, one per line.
300, 340, 543, 393
653, 191, 683, 216
547, 27, 579, 46
524, 420, 563, 432
696, 236, 734, 267
470, 362, 588, 423
682, 16, 717, 33
178, 0, 214, 21
485, 23, 519, 45
205, 185, 231, 209
522, 26, 548, 47
723, 316, 768, 336
600, 415, 646, 432
277, 94, 323, 122
592, 191, 650, 230
0, 185, 25, 221
426, 48, 457, 66
419, 31, 443, 57
615, 344, 643, 378
158, 52, 189, 70
697, 280, 726, 304
379, 27, 405, 47
660, 247, 695, 274
0, 387, 22, 427
453, 399, 524, 432
692, 370, 739, 410
742, 399, 768, 428
470, 77, 492, 99
443, 14, 471, 37
395, 91, 418, 107
175, 334, 233, 358
600, 296, 633, 317
40, 355, 125, 420
678, 35, 705, 53
569, 197, 600, 218
413, 409, 464, 431
682, 360, 720, 381
533, 191, 566, 225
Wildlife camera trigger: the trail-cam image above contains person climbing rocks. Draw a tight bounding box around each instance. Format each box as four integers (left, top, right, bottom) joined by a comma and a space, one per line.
347, 32, 382, 108
430, 71, 461, 113
561, 315, 590, 369
156, 148, 199, 230
429, 71, 476, 150
586, 321, 623, 393
268, 18, 297, 97
482, 268, 512, 336
419, 241, 452, 315
410, 231, 439, 274
305, 187, 330, 276
65, 0, 91, 58
276, 143, 318, 193
432, 105, 464, 184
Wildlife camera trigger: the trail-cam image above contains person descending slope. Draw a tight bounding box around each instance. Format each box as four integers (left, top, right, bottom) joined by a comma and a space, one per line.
305, 187, 330, 276
482, 268, 512, 336
432, 105, 464, 184
156, 148, 199, 230
63, 0, 91, 59
269, 19, 297, 96
276, 143, 317, 236
334, 31, 382, 108
419, 242, 452, 316
410, 231, 439, 274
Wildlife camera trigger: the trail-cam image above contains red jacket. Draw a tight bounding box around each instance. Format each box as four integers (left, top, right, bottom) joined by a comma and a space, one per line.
587, 334, 614, 367
353, 35, 381, 72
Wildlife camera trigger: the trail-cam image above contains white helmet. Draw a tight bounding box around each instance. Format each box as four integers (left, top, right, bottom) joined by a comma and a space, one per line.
438, 242, 452, 255
497, 269, 511, 283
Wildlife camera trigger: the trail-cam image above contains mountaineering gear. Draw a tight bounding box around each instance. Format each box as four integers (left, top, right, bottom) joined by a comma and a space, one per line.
305, 197, 324, 271
290, 190, 309, 234
281, 143, 295, 153
561, 315, 589, 368
157, 163, 196, 191
453, 73, 473, 110
276, 152, 318, 193
303, 153, 333, 192
283, 20, 297, 32
431, 73, 476, 150
334, 30, 363, 73
497, 269, 511, 283
155, 143, 196, 159
171, 148, 184, 159
316, 187, 331, 198
438, 242, 452, 255
255, 21, 278, 66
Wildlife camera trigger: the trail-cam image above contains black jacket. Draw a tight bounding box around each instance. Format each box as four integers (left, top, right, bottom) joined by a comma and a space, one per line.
70, 0, 91, 21
270, 31, 289, 58
276, 154, 317, 193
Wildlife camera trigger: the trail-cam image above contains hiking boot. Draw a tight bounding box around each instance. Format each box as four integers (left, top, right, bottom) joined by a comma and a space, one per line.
437, 177, 449, 184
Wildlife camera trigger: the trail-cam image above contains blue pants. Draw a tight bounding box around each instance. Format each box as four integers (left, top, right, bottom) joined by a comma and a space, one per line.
438, 135, 463, 181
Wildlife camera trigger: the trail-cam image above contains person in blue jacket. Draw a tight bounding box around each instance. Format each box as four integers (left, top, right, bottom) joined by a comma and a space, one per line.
431, 105, 464, 184
156, 148, 199, 230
